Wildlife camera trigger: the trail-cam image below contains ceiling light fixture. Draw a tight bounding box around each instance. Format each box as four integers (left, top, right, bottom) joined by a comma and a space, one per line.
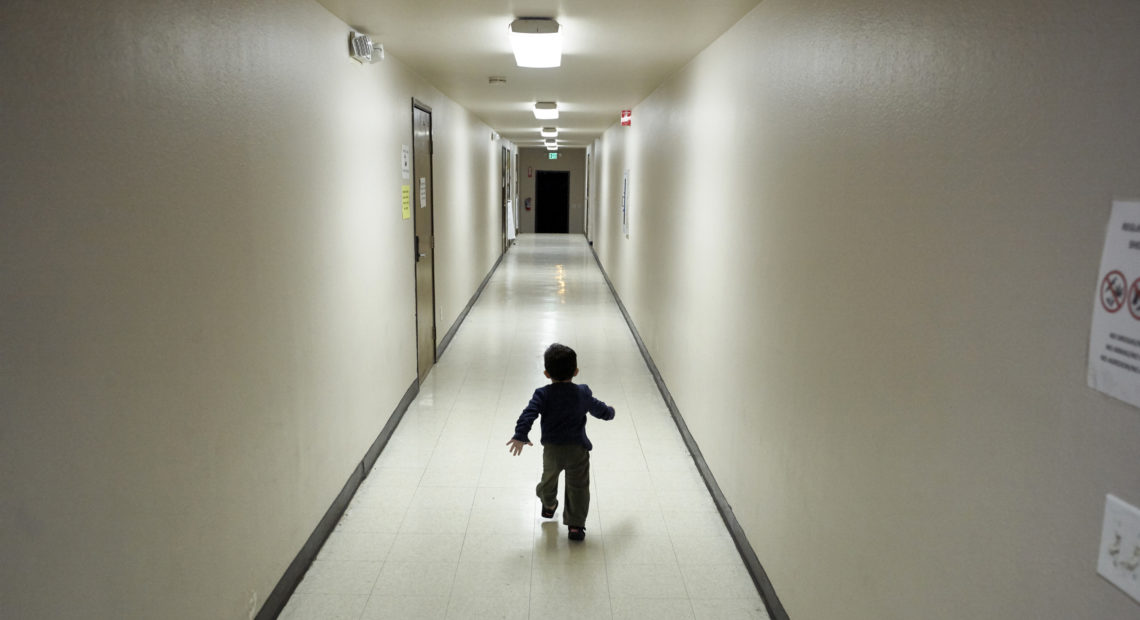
540, 127, 558, 138
509, 18, 562, 68
533, 102, 558, 120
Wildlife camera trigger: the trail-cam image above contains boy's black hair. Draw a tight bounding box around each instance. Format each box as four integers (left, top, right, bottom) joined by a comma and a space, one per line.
544, 343, 577, 381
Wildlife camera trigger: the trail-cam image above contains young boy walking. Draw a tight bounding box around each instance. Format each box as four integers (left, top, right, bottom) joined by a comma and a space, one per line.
506, 343, 615, 541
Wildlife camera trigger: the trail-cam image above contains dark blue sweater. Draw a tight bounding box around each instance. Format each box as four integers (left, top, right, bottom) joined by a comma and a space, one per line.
512, 383, 615, 450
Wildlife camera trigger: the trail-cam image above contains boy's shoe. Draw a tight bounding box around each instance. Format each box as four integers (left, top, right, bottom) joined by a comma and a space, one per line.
541, 500, 558, 519
568, 526, 586, 541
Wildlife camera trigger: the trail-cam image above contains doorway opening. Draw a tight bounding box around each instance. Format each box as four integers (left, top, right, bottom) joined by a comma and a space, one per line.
535, 170, 570, 234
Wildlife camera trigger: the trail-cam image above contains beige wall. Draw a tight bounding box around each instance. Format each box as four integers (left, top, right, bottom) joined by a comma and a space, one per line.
592, 1, 1140, 618
436, 121, 513, 330
517, 148, 587, 234
0, 1, 504, 618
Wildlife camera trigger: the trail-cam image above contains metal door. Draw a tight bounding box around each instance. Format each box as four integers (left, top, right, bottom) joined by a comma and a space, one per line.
501, 146, 510, 252
412, 102, 435, 381
585, 153, 591, 240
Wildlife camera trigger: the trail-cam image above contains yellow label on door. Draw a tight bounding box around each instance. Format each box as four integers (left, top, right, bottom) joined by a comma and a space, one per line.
401, 185, 411, 219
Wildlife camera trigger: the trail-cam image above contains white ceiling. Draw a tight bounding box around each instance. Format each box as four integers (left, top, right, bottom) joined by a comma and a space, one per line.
316, 0, 761, 147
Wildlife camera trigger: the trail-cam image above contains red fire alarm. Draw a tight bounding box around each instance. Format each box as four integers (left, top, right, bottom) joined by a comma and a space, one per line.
621, 110, 632, 126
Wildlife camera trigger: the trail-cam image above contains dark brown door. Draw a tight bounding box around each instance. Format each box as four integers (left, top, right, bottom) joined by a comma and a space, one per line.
412, 102, 435, 381
584, 153, 590, 239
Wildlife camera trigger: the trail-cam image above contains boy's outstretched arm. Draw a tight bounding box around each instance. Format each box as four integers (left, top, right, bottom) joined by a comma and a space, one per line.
508, 389, 544, 455
506, 438, 533, 456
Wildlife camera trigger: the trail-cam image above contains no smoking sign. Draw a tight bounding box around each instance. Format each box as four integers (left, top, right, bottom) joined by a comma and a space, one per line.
1129, 279, 1140, 320
1099, 270, 1140, 320
1103, 270, 1126, 313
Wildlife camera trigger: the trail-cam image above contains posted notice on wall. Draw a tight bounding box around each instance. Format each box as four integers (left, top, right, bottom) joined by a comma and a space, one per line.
1088, 200, 1140, 408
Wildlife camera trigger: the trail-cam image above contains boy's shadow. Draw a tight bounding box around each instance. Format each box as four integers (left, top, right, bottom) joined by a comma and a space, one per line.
536, 520, 563, 547
534, 520, 605, 556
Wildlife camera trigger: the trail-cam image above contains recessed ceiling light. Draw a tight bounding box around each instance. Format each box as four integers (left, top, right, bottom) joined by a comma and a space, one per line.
533, 102, 558, 120
509, 18, 562, 68
540, 127, 558, 138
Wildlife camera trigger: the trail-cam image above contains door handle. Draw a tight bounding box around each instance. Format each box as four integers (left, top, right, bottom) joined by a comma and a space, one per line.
415, 235, 426, 261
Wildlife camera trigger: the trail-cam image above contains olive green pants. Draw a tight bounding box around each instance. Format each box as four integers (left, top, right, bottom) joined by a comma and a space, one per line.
536, 443, 590, 528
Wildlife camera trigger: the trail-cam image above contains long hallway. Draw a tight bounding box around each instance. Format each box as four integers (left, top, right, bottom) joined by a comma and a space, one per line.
280, 235, 766, 619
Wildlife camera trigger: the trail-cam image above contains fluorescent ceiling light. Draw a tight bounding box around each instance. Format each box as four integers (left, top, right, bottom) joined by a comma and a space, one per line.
540, 127, 558, 138
545, 139, 557, 147
510, 18, 562, 68
534, 102, 558, 120
546, 145, 559, 151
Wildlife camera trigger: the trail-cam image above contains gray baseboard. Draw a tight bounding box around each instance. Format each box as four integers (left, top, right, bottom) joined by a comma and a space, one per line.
256, 379, 418, 620
589, 246, 790, 620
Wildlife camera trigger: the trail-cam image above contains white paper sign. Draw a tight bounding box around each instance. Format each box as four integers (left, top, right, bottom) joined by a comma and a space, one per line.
1088, 200, 1140, 408
401, 145, 411, 180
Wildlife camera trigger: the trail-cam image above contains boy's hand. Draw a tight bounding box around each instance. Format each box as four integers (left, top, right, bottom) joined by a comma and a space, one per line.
506, 439, 532, 456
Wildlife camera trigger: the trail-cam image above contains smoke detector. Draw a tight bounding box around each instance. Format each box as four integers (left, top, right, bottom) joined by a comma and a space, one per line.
489, 76, 507, 85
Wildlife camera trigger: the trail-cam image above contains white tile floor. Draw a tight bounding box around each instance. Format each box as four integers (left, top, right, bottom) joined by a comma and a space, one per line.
280, 234, 768, 620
